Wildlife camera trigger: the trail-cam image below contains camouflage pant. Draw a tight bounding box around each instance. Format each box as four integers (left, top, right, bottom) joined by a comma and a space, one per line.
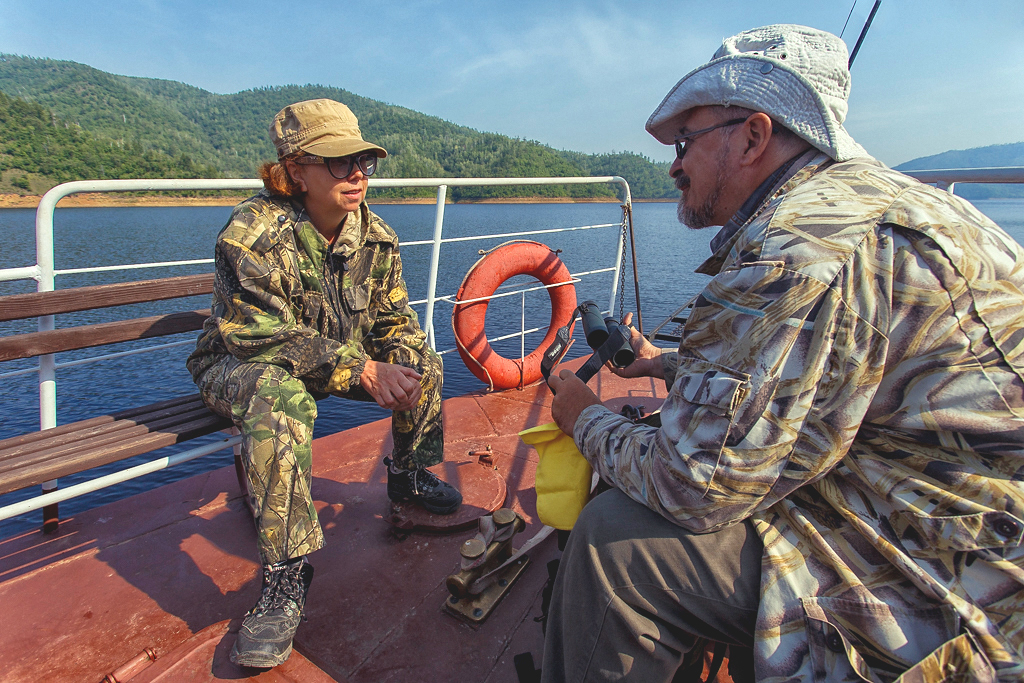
196, 349, 443, 565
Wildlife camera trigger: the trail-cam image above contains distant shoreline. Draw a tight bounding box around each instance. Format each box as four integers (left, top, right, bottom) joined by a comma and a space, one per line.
0, 192, 676, 209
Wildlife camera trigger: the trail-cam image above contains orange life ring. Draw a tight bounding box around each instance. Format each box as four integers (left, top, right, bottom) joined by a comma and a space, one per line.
452, 241, 577, 390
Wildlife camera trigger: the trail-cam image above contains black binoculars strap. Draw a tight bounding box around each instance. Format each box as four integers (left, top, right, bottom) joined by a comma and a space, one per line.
573, 325, 630, 383
540, 308, 579, 382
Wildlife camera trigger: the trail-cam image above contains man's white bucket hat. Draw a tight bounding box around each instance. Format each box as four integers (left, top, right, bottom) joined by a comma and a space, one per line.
646, 24, 868, 162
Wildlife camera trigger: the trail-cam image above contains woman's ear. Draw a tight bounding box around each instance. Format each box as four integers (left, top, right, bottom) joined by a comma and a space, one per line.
285, 160, 308, 193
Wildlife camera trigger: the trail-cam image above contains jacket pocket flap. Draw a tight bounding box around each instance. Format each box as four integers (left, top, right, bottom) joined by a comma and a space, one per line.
302, 291, 323, 324
801, 596, 959, 683
674, 363, 748, 414
343, 284, 370, 312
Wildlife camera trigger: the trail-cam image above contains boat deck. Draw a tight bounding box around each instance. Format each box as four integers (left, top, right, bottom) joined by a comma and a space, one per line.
0, 362, 667, 682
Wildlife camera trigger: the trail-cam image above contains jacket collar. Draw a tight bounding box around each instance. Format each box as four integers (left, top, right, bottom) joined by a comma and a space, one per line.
696, 150, 830, 276
285, 198, 396, 260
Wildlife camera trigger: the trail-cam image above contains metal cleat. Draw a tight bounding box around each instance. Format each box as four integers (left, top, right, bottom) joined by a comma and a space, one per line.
443, 508, 530, 624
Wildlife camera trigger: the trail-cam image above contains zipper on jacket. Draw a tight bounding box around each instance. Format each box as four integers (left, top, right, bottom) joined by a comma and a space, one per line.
324, 249, 349, 341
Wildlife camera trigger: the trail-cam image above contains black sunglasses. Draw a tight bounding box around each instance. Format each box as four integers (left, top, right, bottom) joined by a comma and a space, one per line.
293, 152, 378, 179
673, 117, 749, 159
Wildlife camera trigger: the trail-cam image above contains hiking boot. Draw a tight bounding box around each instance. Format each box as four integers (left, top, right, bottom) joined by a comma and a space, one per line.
385, 456, 463, 515
231, 556, 314, 668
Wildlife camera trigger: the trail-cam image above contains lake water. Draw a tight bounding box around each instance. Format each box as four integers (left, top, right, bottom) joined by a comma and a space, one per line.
1, 197, 1022, 538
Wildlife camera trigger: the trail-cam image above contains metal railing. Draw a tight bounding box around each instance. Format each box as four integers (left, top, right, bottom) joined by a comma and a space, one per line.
903, 166, 1024, 193
0, 175, 632, 521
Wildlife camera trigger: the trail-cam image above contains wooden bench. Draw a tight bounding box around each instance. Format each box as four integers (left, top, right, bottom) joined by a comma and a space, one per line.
0, 273, 234, 532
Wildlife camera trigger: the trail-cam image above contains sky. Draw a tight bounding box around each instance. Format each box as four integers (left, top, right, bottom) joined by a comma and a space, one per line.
1, 0, 1021, 167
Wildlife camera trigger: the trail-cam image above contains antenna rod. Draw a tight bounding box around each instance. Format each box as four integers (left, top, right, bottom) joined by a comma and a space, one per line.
848, 0, 881, 68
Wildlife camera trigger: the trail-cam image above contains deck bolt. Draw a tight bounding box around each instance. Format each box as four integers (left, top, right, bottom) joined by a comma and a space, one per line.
473, 608, 483, 617
450, 596, 459, 604
499, 579, 508, 587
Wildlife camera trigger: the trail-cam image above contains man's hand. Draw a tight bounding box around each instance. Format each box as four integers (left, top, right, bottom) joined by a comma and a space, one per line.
548, 368, 602, 435
361, 360, 422, 411
607, 312, 665, 380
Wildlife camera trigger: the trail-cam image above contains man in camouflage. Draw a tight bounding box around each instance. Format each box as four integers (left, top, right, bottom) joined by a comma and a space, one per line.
545, 25, 1024, 682
187, 99, 460, 668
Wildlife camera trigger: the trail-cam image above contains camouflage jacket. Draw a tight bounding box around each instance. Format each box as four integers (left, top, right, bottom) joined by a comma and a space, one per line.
187, 191, 426, 394
575, 153, 1024, 682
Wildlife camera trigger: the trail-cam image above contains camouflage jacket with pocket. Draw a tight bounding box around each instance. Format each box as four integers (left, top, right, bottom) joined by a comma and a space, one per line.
575, 154, 1024, 682
188, 191, 427, 394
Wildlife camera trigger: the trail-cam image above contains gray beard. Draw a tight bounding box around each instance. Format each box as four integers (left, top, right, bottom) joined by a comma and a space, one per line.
675, 151, 728, 229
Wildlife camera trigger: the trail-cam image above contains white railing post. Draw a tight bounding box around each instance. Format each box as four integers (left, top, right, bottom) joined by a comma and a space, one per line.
35, 184, 60, 529
35, 190, 58, 433
422, 185, 448, 350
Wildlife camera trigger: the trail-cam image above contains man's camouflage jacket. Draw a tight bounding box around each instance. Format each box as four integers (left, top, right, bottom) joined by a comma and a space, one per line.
574, 153, 1024, 681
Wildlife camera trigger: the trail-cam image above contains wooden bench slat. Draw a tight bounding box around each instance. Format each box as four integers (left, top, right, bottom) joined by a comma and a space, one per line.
0, 394, 205, 452
0, 424, 157, 477
0, 415, 119, 452
0, 414, 232, 495
0, 274, 214, 322
0, 405, 225, 476
110, 394, 207, 420
0, 309, 211, 362
0, 421, 146, 466
0, 399, 211, 462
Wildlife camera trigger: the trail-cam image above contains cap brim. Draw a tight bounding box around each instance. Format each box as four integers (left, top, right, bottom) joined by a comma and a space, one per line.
300, 137, 388, 158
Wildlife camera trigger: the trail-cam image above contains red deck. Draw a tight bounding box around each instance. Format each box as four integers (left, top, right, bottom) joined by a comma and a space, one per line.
0, 364, 667, 682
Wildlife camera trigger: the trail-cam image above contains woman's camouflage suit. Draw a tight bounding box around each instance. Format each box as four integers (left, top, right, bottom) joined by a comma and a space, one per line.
187, 191, 442, 564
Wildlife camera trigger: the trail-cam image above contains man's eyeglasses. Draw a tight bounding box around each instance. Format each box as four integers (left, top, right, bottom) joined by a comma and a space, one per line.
673, 118, 749, 160
293, 152, 378, 179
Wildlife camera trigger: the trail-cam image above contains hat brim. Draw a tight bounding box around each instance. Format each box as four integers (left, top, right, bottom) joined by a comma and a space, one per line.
297, 136, 388, 159
645, 55, 866, 162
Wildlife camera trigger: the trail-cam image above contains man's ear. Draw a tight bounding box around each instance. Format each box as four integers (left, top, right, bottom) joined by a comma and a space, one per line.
738, 113, 773, 167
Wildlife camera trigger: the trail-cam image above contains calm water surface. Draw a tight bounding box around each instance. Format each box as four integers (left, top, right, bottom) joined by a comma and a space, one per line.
1, 198, 1022, 538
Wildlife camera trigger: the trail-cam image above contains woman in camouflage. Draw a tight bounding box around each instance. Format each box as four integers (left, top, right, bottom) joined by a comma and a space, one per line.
187, 98, 461, 668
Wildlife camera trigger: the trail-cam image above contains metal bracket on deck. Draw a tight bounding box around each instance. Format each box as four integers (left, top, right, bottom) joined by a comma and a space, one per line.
444, 556, 530, 624
443, 508, 528, 624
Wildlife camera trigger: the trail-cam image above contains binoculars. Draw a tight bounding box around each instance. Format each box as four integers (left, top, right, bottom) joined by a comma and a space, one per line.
578, 301, 635, 368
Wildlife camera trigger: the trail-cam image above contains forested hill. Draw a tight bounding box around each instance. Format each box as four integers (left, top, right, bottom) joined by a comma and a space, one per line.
895, 142, 1024, 199
0, 54, 675, 200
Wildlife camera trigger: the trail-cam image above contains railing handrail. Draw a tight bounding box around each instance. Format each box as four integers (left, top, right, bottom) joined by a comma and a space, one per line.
0, 175, 632, 522
902, 166, 1024, 185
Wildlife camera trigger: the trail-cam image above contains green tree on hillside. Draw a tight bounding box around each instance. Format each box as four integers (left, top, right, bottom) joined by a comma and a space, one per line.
0, 54, 677, 199
0, 89, 218, 192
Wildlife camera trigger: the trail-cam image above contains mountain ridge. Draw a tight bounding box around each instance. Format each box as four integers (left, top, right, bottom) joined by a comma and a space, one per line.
0, 54, 673, 200
893, 142, 1024, 198
1, 54, 1021, 200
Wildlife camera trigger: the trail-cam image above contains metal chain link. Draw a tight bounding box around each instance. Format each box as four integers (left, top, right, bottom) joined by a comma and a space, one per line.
618, 207, 628, 320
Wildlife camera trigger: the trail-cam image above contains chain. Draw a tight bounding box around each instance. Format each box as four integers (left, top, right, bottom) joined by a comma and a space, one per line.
618, 206, 628, 320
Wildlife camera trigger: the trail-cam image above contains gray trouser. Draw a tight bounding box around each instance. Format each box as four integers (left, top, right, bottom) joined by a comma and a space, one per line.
542, 489, 762, 683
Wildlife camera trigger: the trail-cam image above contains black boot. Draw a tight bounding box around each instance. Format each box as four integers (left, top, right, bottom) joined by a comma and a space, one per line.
385, 456, 463, 515
231, 556, 314, 668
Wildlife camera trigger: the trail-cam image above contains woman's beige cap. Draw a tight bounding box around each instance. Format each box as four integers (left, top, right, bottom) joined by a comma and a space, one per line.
270, 99, 388, 159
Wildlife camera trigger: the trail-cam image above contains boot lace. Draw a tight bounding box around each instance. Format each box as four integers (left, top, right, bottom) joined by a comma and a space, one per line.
251, 561, 307, 618
412, 467, 443, 496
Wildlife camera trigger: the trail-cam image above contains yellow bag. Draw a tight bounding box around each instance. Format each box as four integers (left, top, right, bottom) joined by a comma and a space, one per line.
519, 422, 592, 530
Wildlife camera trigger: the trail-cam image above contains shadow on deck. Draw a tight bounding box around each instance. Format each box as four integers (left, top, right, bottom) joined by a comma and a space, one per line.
0, 364, 666, 682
